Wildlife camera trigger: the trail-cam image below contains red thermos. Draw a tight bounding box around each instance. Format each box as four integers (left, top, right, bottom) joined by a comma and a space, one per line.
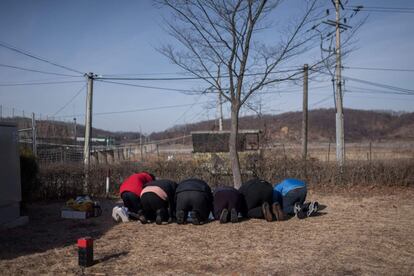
77, 237, 93, 267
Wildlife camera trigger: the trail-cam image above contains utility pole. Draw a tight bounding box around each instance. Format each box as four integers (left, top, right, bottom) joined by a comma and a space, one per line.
83, 72, 95, 194
217, 65, 223, 131
335, 0, 345, 168
31, 113, 37, 157
302, 64, 309, 161
218, 92, 223, 131
73, 117, 77, 145
139, 125, 143, 162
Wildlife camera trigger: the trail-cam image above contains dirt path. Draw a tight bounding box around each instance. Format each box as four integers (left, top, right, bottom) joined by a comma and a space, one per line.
1, 189, 414, 275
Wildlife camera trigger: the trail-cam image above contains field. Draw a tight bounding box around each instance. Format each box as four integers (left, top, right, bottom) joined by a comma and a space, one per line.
1, 187, 414, 275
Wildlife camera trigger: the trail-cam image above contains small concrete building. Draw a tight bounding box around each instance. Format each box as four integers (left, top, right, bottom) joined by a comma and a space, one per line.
0, 123, 27, 228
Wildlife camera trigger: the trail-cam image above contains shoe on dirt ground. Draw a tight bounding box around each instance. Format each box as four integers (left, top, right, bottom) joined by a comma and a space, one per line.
156, 209, 169, 225
219, 209, 229, 224
113, 206, 129, 223
262, 202, 273, 222
112, 206, 122, 222
190, 210, 201, 225
271, 202, 285, 221
176, 210, 186, 225
293, 202, 302, 216
307, 201, 319, 217
137, 210, 147, 224
230, 208, 238, 223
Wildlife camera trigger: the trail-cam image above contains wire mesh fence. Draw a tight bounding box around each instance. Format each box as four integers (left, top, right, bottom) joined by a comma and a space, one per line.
1, 104, 413, 166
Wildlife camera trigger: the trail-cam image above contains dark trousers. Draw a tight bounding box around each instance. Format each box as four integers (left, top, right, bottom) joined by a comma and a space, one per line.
121, 191, 141, 214
213, 189, 244, 219
242, 181, 273, 219
176, 191, 212, 222
282, 187, 307, 215
140, 192, 168, 221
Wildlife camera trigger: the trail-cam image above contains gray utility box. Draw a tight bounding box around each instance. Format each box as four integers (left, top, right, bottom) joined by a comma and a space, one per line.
0, 123, 22, 225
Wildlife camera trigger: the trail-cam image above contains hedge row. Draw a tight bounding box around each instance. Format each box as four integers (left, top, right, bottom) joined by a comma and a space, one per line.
31, 156, 414, 200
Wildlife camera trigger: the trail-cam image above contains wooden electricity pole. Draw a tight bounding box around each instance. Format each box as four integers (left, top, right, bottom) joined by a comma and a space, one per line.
83, 72, 95, 194
302, 64, 309, 160
335, 0, 345, 168
31, 112, 37, 157
73, 117, 77, 145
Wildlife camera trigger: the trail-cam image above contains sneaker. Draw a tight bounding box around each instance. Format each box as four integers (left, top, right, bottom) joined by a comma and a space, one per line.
137, 210, 147, 224
293, 202, 302, 215
271, 202, 284, 221
117, 207, 130, 222
219, 209, 229, 224
307, 201, 319, 217
127, 211, 140, 220
176, 210, 186, 225
261, 202, 273, 222
230, 208, 238, 223
112, 206, 121, 222
190, 210, 201, 225
156, 209, 168, 225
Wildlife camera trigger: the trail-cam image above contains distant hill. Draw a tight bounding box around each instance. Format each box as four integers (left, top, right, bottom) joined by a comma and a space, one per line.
149, 108, 414, 143
2, 108, 413, 144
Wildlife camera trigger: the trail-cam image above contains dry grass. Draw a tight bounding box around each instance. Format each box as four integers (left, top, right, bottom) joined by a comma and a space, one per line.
1, 187, 414, 275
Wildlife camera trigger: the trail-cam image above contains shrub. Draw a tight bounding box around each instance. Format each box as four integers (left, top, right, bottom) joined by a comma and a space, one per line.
19, 147, 39, 202
33, 157, 414, 201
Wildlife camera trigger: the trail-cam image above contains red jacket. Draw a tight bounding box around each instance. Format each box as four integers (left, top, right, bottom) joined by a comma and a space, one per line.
120, 172, 153, 197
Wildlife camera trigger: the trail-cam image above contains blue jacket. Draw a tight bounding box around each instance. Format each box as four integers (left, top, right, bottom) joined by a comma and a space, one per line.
273, 178, 306, 203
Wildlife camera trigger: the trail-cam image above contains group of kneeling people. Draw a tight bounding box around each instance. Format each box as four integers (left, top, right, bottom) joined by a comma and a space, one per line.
113, 171, 319, 225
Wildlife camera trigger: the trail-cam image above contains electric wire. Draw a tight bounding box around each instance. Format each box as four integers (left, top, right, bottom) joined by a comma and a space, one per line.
0, 41, 84, 75
344, 66, 414, 72
54, 101, 210, 119
0, 80, 85, 87
52, 83, 87, 116
96, 79, 210, 94
0, 63, 82, 77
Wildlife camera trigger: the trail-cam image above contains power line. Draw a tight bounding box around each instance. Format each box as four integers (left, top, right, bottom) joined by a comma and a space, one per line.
0, 63, 82, 77
344, 66, 414, 72
54, 101, 210, 118
172, 94, 206, 125
346, 85, 414, 96
348, 5, 414, 11
0, 80, 85, 87
344, 77, 414, 94
310, 94, 333, 108
0, 41, 84, 75
310, 69, 414, 94
345, 8, 414, 14
97, 68, 302, 81
350, 5, 414, 10
96, 79, 208, 94
52, 83, 87, 116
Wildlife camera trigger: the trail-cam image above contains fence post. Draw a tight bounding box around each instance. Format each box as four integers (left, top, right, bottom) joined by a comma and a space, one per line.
32, 113, 37, 157
106, 169, 111, 197
327, 142, 331, 162
369, 141, 372, 162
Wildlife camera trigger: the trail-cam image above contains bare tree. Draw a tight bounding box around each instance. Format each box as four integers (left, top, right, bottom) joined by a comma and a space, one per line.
159, 0, 325, 188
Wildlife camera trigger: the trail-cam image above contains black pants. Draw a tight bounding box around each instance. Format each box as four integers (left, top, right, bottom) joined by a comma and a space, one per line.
121, 191, 141, 214
282, 187, 307, 215
176, 191, 211, 222
140, 192, 168, 221
213, 189, 244, 219
240, 180, 273, 219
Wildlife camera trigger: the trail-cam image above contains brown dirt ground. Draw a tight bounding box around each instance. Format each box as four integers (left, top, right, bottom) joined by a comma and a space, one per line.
1, 188, 414, 275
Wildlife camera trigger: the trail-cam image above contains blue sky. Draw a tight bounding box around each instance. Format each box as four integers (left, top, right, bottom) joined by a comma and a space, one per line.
0, 0, 413, 133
